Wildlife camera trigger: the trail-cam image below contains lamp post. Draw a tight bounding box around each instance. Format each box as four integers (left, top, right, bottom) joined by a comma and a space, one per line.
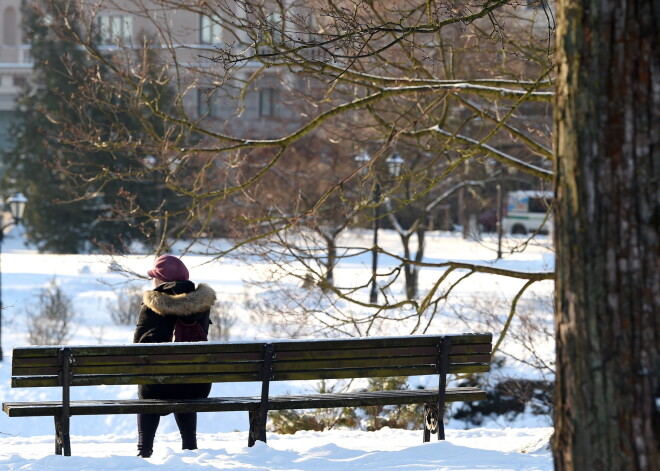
0, 192, 28, 362
496, 184, 503, 259
354, 152, 404, 303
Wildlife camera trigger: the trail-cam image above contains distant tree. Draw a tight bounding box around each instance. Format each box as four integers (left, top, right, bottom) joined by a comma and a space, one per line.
1, 0, 188, 253
26, 1, 556, 331
107, 285, 143, 326
1, 1, 94, 253
235, 134, 359, 288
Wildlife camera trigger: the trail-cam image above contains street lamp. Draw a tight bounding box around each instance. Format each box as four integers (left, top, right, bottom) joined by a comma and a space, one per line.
387, 152, 404, 178
354, 152, 404, 303
496, 184, 503, 259
0, 192, 28, 362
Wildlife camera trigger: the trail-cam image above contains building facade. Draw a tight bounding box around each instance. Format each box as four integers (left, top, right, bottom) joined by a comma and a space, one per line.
0, 0, 31, 150
0, 0, 308, 153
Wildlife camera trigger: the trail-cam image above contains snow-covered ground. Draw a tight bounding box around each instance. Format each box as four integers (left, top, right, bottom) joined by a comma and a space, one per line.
0, 227, 555, 470
2, 428, 553, 470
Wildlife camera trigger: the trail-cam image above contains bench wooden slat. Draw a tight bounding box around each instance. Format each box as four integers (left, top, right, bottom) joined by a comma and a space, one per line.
10, 342, 266, 358
13, 352, 492, 376
276, 356, 437, 372
10, 333, 492, 360
273, 363, 491, 381
272, 353, 491, 372
11, 371, 263, 388
266, 387, 487, 410
270, 333, 492, 351
449, 353, 491, 364
12, 351, 265, 369
273, 344, 491, 361
13, 360, 264, 377
11, 356, 490, 386
11, 362, 490, 388
12, 346, 490, 372
3, 387, 486, 417
274, 345, 436, 361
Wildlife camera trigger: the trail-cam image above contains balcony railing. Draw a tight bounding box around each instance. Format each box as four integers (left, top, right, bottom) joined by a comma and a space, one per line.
18, 45, 32, 64
0, 45, 33, 67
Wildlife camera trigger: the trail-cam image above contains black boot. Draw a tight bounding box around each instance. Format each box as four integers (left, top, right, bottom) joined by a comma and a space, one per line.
175, 412, 198, 450
182, 440, 197, 451
137, 413, 159, 458
137, 448, 153, 458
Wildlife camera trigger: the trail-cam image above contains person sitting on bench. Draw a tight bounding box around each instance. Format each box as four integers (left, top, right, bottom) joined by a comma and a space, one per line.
133, 255, 217, 458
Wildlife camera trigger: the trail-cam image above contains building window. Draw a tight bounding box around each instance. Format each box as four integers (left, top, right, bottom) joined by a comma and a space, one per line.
259, 88, 276, 117
258, 12, 283, 46
256, 12, 284, 54
198, 89, 221, 118
3, 7, 17, 46
98, 15, 132, 45
200, 15, 222, 44
267, 12, 284, 44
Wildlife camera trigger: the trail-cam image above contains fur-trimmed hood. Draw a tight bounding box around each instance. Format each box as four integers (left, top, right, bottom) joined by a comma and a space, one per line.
143, 282, 216, 316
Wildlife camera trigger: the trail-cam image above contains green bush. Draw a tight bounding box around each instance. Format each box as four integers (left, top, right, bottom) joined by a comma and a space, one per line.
269, 376, 425, 434
358, 377, 425, 431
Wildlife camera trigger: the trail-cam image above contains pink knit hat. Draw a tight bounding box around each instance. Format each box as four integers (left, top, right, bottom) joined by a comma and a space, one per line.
147, 255, 189, 282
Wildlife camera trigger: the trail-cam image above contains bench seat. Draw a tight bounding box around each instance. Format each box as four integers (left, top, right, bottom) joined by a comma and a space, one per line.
3, 386, 486, 416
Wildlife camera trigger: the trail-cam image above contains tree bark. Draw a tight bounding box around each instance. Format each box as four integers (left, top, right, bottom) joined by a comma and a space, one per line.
553, 1, 659, 470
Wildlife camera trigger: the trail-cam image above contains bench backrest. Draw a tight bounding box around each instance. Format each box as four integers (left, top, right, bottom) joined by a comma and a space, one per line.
10, 333, 492, 388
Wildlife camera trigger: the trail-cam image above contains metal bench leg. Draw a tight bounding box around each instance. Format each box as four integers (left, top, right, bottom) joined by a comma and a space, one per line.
423, 403, 439, 443
248, 343, 275, 447
57, 347, 73, 456
248, 408, 268, 447
436, 339, 451, 441
423, 338, 451, 443
54, 416, 62, 455
54, 415, 71, 456
248, 409, 261, 447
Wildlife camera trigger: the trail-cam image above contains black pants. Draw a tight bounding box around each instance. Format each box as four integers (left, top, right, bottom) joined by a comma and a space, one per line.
137, 383, 211, 455
137, 412, 198, 455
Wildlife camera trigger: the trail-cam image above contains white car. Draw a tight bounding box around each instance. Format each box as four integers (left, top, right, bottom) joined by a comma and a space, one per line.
501, 190, 553, 235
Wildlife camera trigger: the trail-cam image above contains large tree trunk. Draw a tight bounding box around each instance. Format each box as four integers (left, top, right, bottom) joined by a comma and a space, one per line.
553, 1, 659, 470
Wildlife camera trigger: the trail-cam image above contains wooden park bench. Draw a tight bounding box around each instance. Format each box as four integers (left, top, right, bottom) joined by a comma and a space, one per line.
2, 333, 492, 456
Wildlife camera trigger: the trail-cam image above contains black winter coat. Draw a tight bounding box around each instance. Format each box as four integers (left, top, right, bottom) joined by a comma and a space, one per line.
133, 280, 216, 400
